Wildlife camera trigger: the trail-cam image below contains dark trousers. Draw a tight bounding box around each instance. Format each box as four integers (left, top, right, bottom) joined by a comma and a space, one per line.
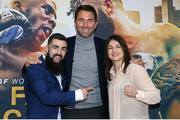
62, 106, 109, 119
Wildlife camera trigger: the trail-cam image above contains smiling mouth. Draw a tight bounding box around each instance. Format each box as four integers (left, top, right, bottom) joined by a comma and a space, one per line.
54, 56, 62, 63
54, 54, 62, 59
112, 54, 119, 57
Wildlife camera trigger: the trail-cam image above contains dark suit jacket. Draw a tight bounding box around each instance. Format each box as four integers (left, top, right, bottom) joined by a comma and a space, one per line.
64, 36, 109, 116
24, 56, 75, 119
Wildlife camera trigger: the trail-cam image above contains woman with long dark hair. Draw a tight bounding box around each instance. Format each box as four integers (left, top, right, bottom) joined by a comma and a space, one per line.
104, 35, 161, 119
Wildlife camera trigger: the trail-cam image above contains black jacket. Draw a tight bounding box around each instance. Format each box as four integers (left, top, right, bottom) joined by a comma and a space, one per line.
64, 36, 109, 117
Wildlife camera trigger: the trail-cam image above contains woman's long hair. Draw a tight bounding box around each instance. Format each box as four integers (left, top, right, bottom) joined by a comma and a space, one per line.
104, 35, 131, 80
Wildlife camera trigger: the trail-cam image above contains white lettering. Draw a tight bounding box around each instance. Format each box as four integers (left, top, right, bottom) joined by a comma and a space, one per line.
0, 78, 8, 84
12, 78, 24, 85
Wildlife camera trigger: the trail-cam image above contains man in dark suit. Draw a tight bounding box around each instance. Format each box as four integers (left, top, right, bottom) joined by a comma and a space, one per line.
24, 33, 92, 119
25, 5, 109, 119
62, 5, 109, 119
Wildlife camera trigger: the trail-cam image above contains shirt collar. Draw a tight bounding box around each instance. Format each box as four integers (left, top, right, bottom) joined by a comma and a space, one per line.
109, 62, 125, 77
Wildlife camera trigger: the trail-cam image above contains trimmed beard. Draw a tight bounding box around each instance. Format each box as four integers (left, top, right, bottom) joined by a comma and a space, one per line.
45, 53, 64, 75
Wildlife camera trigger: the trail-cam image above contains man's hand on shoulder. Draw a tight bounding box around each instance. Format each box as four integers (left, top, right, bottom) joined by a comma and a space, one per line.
25, 52, 46, 67
130, 55, 145, 67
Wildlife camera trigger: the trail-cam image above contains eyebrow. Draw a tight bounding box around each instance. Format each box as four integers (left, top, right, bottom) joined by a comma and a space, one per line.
51, 44, 67, 49
108, 44, 121, 47
51, 44, 59, 48
62, 46, 67, 49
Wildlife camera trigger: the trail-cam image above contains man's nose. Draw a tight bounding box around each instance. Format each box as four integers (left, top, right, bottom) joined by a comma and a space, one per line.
57, 49, 62, 55
83, 21, 88, 28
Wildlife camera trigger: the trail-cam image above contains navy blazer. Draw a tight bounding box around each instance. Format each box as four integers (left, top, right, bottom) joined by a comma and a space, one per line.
24, 56, 75, 119
64, 36, 109, 115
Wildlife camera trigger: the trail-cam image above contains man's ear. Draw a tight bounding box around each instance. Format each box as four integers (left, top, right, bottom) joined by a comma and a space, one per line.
11, 0, 22, 11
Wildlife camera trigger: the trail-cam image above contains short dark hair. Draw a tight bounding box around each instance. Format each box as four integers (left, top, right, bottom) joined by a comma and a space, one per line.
104, 35, 131, 80
74, 5, 97, 22
48, 33, 67, 45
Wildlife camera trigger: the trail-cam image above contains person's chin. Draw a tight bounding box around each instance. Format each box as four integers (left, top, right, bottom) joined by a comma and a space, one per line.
53, 60, 60, 64
81, 33, 92, 38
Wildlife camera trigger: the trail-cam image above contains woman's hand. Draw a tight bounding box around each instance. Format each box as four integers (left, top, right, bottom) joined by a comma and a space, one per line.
124, 85, 137, 98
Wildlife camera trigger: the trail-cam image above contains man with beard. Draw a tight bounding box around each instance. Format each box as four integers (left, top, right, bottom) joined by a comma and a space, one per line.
24, 33, 92, 119
0, 0, 57, 77
25, 5, 109, 119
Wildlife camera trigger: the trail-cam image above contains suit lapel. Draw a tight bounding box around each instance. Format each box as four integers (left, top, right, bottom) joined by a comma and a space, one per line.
65, 36, 76, 90
94, 37, 103, 70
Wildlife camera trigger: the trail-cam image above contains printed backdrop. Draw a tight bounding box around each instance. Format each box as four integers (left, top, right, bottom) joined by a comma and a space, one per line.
0, 0, 180, 119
